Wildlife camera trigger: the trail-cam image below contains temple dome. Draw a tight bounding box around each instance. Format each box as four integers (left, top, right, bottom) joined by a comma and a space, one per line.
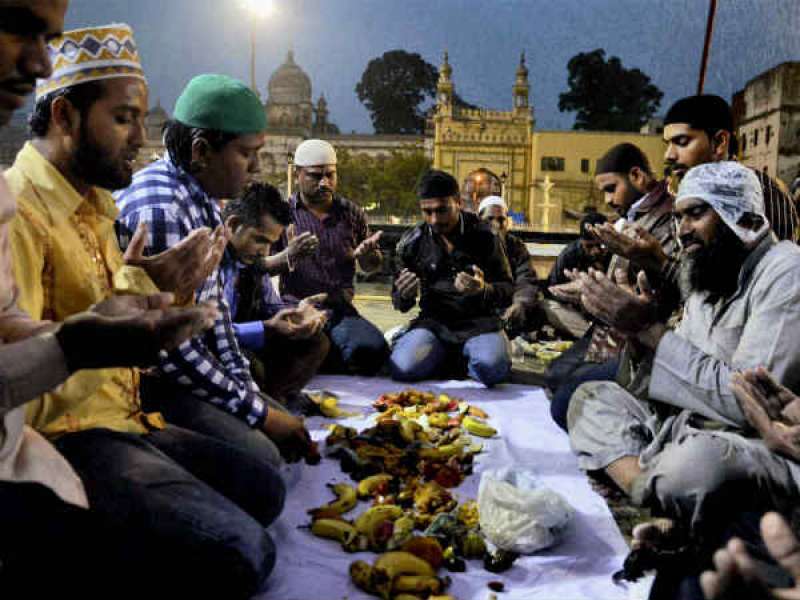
267, 50, 311, 105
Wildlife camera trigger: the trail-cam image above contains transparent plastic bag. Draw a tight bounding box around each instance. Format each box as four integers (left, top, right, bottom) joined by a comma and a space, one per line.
478, 467, 574, 554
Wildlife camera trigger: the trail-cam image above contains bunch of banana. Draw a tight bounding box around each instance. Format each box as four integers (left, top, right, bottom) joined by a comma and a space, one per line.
355, 505, 405, 550
351, 551, 448, 600
307, 482, 358, 519
357, 473, 394, 498
462, 415, 497, 438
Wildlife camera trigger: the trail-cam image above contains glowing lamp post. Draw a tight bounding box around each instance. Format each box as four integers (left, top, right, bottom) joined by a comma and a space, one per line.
241, 0, 276, 95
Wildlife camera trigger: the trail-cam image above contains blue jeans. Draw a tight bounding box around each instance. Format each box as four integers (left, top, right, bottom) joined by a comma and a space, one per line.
390, 328, 511, 387
55, 426, 285, 600
550, 359, 619, 431
325, 314, 388, 375
141, 375, 283, 468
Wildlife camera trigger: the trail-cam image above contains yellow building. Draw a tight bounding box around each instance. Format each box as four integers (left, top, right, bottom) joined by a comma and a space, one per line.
530, 130, 666, 231
432, 53, 666, 232
433, 52, 533, 217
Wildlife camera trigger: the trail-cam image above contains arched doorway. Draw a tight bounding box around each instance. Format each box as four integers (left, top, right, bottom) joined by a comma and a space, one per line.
461, 168, 502, 212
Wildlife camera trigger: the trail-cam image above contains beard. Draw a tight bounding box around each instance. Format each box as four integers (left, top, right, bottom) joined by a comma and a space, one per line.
678, 221, 750, 303
302, 186, 334, 206
69, 121, 135, 191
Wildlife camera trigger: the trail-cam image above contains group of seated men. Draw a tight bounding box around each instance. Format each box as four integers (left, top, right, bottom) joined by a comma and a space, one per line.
2, 3, 800, 600
538, 97, 800, 599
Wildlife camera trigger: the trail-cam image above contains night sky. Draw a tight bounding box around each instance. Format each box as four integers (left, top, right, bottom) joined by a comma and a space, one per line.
62, 0, 800, 132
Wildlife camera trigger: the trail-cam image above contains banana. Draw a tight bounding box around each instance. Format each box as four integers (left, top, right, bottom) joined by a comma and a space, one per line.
357, 473, 393, 498
462, 415, 497, 438
355, 505, 405, 534
386, 515, 416, 550
355, 505, 405, 549
399, 418, 422, 444
310, 519, 359, 546
427, 413, 450, 429
417, 443, 462, 461
392, 575, 445, 595
349, 560, 377, 594
467, 404, 489, 419
320, 395, 349, 418
373, 551, 436, 579
308, 482, 358, 517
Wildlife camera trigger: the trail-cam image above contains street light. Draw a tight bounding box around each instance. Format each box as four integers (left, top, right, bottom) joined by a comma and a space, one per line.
241, 0, 276, 95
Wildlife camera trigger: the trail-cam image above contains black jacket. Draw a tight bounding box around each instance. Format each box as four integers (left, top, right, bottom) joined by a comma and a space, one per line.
392, 211, 512, 343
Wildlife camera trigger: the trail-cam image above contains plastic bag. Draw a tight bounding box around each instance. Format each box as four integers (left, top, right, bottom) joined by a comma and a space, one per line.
477, 467, 574, 554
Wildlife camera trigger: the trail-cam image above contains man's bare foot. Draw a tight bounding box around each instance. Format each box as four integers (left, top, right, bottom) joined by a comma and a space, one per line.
632, 518, 682, 550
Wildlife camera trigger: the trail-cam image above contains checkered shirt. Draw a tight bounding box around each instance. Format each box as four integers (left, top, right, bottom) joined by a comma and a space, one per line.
114, 156, 265, 427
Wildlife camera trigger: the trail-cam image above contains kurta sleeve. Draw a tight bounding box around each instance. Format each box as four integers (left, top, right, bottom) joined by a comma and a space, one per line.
649, 256, 800, 427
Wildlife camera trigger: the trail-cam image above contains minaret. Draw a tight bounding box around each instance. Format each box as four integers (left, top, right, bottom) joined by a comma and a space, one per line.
436, 51, 454, 116
314, 94, 329, 134
513, 51, 530, 114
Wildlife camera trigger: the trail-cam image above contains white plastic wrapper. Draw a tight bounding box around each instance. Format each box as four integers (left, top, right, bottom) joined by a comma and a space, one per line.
478, 467, 574, 554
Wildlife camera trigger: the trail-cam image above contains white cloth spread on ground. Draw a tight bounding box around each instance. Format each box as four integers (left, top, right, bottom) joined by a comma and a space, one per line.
263, 376, 642, 600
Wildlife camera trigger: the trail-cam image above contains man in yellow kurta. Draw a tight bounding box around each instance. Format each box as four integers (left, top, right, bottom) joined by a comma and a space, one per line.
8, 24, 286, 599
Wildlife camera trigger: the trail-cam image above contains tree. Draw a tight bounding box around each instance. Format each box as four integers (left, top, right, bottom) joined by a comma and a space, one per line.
356, 50, 438, 134
337, 149, 431, 219
558, 49, 663, 132
356, 50, 477, 134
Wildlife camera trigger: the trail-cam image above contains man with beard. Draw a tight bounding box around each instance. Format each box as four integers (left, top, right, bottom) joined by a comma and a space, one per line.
116, 74, 314, 468
9, 27, 288, 598
219, 182, 330, 411
546, 143, 677, 430
567, 162, 800, 570
589, 95, 798, 277
0, 4, 227, 598
390, 170, 513, 386
477, 195, 540, 337
270, 139, 389, 375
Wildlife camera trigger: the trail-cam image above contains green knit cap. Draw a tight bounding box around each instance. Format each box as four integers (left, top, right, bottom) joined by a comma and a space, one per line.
173, 74, 266, 133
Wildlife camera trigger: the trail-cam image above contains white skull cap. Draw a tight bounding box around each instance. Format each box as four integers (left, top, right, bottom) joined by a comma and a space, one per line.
676, 161, 769, 247
478, 195, 507, 214
294, 139, 337, 167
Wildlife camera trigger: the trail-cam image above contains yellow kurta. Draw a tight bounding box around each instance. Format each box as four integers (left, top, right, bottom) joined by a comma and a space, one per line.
7, 142, 163, 438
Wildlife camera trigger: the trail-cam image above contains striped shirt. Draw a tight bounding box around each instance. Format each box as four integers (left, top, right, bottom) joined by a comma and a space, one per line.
754, 169, 798, 243
113, 157, 266, 428
275, 193, 370, 301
